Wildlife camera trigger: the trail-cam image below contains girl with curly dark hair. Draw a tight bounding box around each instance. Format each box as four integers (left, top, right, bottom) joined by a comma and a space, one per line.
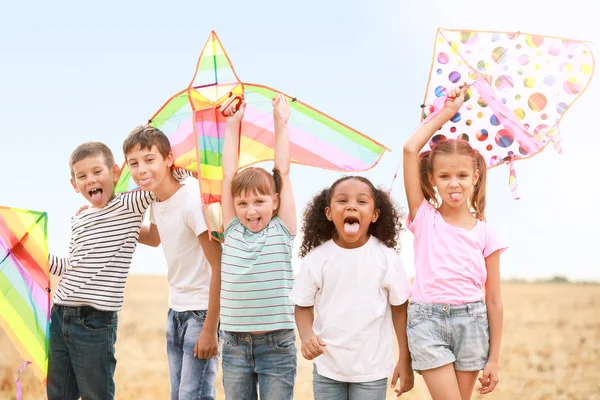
289, 176, 414, 399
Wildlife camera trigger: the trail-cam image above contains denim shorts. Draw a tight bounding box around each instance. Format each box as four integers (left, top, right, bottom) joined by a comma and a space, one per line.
406, 301, 490, 372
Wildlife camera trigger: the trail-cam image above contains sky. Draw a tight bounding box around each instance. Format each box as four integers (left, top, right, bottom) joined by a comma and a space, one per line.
1, 0, 599, 281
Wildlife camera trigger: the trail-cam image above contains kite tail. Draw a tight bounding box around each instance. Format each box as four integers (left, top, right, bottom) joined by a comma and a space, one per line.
507, 155, 519, 200
16, 361, 32, 400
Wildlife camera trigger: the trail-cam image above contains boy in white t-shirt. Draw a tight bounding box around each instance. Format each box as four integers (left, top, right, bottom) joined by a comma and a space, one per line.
123, 125, 223, 400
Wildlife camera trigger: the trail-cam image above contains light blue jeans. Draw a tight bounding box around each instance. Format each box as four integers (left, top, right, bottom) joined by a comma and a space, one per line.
312, 365, 388, 400
221, 329, 297, 400
167, 309, 219, 400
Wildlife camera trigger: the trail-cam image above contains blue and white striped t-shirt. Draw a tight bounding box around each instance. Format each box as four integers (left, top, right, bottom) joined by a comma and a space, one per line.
220, 216, 295, 332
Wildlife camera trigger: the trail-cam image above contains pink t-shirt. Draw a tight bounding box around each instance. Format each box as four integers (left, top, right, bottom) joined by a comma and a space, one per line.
407, 200, 507, 305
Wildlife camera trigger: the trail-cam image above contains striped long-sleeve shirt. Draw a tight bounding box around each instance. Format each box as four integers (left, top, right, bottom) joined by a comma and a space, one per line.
50, 169, 189, 311
220, 216, 296, 332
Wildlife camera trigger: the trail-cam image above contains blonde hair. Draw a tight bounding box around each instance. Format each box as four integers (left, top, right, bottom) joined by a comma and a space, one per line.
419, 139, 487, 220
69, 142, 115, 177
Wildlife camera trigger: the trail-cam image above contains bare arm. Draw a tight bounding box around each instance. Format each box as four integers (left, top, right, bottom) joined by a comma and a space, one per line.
272, 94, 296, 234
390, 302, 414, 395
480, 250, 503, 394
295, 305, 326, 360
138, 223, 161, 247
221, 102, 246, 229
403, 86, 466, 220
194, 231, 223, 359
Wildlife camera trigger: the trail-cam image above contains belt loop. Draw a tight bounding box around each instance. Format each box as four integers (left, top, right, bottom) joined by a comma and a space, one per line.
428, 303, 433, 318
267, 333, 274, 347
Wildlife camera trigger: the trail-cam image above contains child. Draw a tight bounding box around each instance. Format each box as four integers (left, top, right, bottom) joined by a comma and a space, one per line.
219, 94, 297, 400
47, 142, 188, 400
289, 176, 414, 400
403, 85, 506, 399
122, 126, 223, 400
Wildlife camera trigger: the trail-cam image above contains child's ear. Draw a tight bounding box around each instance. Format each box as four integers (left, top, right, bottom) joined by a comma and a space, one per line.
70, 178, 80, 193
325, 207, 332, 221
371, 208, 380, 223
272, 193, 279, 211
166, 151, 174, 168
473, 169, 480, 186
112, 164, 121, 185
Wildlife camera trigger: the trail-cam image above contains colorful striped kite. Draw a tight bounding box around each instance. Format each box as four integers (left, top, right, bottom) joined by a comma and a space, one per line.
419, 28, 595, 198
0, 206, 50, 388
116, 31, 390, 240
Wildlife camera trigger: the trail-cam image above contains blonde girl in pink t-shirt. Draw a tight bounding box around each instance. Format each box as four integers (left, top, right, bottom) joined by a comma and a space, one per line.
403, 85, 506, 400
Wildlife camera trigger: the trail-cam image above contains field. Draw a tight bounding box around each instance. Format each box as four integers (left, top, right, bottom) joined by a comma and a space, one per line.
2, 277, 599, 399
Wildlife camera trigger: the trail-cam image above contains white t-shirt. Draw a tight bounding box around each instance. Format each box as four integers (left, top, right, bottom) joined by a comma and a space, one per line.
149, 178, 212, 311
289, 236, 412, 382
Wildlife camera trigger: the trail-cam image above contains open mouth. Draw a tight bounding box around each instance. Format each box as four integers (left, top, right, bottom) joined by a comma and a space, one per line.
89, 188, 103, 203
247, 217, 261, 230
343, 217, 360, 234
450, 192, 461, 201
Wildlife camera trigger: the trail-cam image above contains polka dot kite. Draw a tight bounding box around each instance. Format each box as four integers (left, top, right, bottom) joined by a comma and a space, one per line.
420, 28, 595, 198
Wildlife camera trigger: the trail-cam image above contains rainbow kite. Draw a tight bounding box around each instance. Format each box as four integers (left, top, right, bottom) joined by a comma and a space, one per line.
420, 28, 595, 198
116, 31, 390, 240
0, 206, 50, 387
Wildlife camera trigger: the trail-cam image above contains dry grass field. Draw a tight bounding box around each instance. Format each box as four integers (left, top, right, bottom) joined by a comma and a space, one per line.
2, 277, 599, 400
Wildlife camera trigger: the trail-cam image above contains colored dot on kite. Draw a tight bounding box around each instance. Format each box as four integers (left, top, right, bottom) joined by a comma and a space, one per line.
519, 146, 529, 155
560, 63, 572, 72
486, 144, 493, 151
557, 102, 568, 114
477, 112, 483, 118
581, 64, 592, 74
518, 55, 530, 66
459, 134, 469, 141
438, 52, 449, 64
523, 78, 536, 88
466, 104, 473, 111
501, 98, 507, 104
503, 65, 509, 71
515, 94, 521, 100
568, 54, 574, 59
514, 108, 526, 120
544, 75, 557, 86
548, 46, 561, 56
449, 71, 461, 83
477, 129, 489, 141
451, 112, 461, 123
541, 114, 547, 120
534, 64, 541, 71
516, 44, 522, 50
430, 134, 446, 145
492, 47, 508, 63
435, 86, 447, 97
490, 155, 501, 165
450, 126, 457, 133
507, 33, 519, 40
491, 33, 500, 42
495, 129, 514, 147
468, 71, 477, 81
563, 77, 581, 95
460, 31, 478, 45
517, 69, 524, 75
490, 114, 500, 126
534, 124, 548, 138
464, 88, 472, 102
436, 68, 443, 75
495, 75, 514, 91
477, 60, 488, 71
528, 93, 547, 111
466, 119, 472, 126
477, 98, 488, 107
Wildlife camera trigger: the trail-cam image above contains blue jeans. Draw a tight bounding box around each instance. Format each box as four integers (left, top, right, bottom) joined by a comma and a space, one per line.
312, 365, 388, 400
167, 309, 219, 400
221, 329, 297, 400
46, 304, 118, 400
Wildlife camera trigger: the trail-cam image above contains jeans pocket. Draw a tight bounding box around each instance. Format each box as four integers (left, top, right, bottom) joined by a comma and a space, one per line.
274, 331, 296, 351
407, 306, 426, 328
470, 305, 489, 327
189, 310, 207, 321
81, 310, 114, 332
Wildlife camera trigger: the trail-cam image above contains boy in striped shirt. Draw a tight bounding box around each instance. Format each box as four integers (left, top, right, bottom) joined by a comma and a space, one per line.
47, 142, 187, 400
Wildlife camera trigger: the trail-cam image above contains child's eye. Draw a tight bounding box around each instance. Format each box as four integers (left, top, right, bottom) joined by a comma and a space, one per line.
337, 199, 347, 203
256, 200, 264, 204
146, 158, 154, 163
358, 200, 367, 204
129, 162, 138, 167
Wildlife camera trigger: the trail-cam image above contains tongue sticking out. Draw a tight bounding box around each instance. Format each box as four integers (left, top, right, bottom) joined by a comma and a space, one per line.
91, 190, 103, 204
344, 222, 359, 234
450, 193, 460, 201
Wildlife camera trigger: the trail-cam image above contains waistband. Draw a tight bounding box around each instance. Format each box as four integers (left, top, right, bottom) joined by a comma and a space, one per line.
53, 304, 115, 316
409, 300, 485, 316
222, 329, 294, 346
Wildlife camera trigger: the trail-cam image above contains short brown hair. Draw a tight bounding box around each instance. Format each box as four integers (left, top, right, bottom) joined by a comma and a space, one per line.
69, 142, 115, 177
122, 125, 171, 159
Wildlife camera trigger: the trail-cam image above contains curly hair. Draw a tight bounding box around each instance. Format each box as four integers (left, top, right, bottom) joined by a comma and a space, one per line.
298, 176, 403, 258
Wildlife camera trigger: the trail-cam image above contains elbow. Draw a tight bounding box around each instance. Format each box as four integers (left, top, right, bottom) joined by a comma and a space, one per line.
485, 295, 503, 309
403, 142, 419, 155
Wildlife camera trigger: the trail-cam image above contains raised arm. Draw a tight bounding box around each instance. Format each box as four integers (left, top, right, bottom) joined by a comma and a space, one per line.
221, 102, 246, 229
272, 94, 296, 234
403, 86, 466, 220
